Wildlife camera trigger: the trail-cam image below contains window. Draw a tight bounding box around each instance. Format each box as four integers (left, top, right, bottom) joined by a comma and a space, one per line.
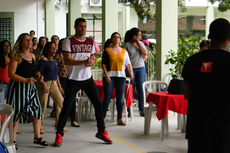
0, 18, 13, 45
83, 14, 102, 44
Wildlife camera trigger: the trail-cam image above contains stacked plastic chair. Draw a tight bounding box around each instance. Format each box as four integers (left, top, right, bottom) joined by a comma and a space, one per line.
0, 103, 16, 153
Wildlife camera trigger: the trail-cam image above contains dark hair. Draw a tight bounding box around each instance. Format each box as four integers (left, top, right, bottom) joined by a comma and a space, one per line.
58, 38, 65, 53
32, 37, 37, 41
199, 40, 210, 49
42, 42, 54, 57
104, 39, 112, 50
208, 18, 230, 44
142, 34, 148, 40
55, 38, 66, 63
30, 30, 35, 34
38, 36, 48, 47
75, 18, 86, 26
124, 30, 131, 43
110, 32, 121, 40
124, 27, 140, 43
51, 35, 60, 42
0, 40, 11, 68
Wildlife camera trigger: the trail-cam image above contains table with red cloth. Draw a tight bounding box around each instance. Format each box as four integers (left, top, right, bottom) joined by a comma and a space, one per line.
147, 92, 188, 132
94, 80, 133, 108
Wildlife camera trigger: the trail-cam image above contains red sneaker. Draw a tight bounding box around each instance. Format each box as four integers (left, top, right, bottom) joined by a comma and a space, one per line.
95, 130, 113, 144
54, 133, 63, 147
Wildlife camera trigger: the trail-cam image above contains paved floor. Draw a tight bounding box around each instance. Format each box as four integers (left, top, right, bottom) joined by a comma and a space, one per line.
14, 105, 187, 153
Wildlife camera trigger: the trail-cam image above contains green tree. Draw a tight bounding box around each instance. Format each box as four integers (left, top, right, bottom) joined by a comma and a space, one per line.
119, 0, 230, 20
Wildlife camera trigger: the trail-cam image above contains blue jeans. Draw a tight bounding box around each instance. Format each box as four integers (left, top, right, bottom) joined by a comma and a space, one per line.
60, 78, 77, 122
0, 84, 7, 104
103, 77, 126, 119
131, 67, 146, 112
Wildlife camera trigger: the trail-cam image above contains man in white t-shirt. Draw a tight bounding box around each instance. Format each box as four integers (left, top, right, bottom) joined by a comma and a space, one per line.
54, 18, 113, 147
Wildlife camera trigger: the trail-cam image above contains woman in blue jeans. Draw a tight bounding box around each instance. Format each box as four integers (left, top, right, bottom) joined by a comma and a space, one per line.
102, 32, 133, 126
124, 28, 147, 117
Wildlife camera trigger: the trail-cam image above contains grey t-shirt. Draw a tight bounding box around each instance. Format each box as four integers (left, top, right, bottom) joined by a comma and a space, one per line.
123, 41, 146, 69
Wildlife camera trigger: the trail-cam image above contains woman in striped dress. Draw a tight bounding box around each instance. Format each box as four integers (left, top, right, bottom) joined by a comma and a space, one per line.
7, 33, 48, 149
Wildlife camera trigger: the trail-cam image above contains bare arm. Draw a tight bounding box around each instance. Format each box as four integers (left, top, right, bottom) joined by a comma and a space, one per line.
183, 80, 190, 100
85, 55, 95, 67
142, 54, 148, 62
102, 64, 111, 83
126, 64, 134, 80
63, 52, 94, 66
8, 56, 36, 84
57, 76, 64, 94
134, 36, 147, 55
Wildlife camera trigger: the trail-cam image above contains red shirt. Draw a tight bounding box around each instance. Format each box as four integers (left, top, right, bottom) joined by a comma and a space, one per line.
0, 61, 10, 83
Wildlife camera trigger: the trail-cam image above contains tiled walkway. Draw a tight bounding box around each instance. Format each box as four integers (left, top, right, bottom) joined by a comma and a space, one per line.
15, 106, 187, 153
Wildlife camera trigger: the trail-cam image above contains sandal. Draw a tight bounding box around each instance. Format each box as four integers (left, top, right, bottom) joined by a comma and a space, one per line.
17, 130, 21, 134
50, 110, 55, 117
33, 137, 48, 146
13, 141, 18, 150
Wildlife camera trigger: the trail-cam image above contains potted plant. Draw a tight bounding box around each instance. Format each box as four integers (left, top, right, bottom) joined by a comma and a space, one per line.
165, 36, 203, 78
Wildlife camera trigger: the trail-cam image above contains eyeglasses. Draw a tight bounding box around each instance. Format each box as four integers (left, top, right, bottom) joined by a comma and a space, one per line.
113, 36, 120, 39
24, 39, 32, 42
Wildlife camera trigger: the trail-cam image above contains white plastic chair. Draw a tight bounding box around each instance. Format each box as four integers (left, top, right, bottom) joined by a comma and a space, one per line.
76, 91, 92, 122
76, 70, 103, 122
143, 81, 168, 140
124, 77, 133, 122
163, 73, 183, 130
91, 69, 103, 81
162, 73, 172, 85
0, 103, 16, 153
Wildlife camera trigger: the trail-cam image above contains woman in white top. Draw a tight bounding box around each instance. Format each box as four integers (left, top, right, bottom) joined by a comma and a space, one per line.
102, 32, 133, 126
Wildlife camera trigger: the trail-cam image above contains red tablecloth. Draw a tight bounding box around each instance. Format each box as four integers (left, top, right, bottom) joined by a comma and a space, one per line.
147, 92, 188, 120
95, 80, 133, 108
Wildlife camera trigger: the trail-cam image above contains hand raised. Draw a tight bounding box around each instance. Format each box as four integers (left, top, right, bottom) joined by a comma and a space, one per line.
85, 56, 94, 67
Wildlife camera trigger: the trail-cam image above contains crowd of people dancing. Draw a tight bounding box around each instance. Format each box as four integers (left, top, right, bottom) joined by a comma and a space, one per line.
0, 17, 149, 149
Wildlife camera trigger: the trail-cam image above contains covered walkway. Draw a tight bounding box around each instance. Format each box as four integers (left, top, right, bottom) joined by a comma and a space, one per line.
15, 106, 187, 153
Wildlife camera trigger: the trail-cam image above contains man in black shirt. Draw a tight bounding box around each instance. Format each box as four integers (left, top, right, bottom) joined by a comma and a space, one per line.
182, 18, 230, 153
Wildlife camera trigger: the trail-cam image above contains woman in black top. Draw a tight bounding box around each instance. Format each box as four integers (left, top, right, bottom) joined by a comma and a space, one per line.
7, 33, 48, 149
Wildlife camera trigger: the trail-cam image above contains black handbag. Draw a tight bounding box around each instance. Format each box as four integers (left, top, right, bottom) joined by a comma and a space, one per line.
168, 78, 183, 94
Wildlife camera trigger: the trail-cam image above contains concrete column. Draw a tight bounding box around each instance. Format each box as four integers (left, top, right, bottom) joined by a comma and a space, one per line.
37, 1, 45, 37
125, 6, 130, 31
102, 0, 118, 45
206, 5, 214, 39
155, 0, 178, 80
121, 5, 130, 38
186, 16, 193, 36
68, 0, 81, 36
45, 0, 55, 39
